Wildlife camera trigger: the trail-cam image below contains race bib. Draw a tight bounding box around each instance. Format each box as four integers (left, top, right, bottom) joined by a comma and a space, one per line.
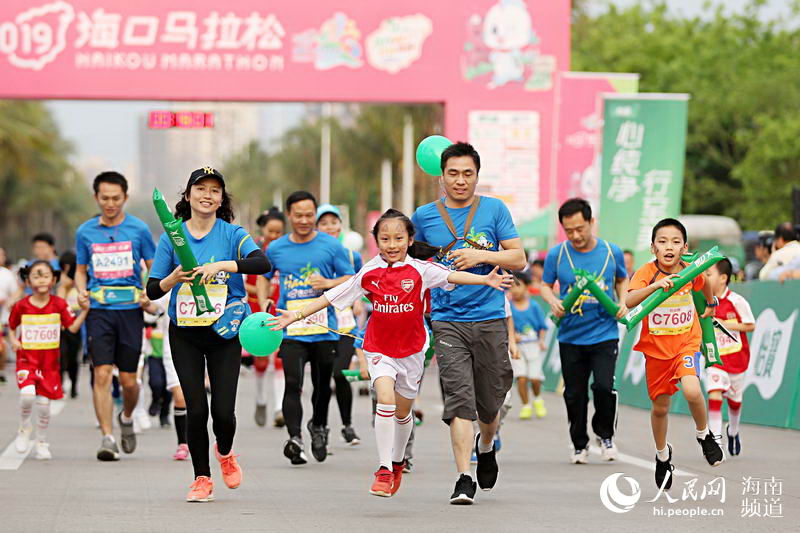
715, 319, 743, 355
21, 313, 61, 350
91, 241, 134, 280
648, 291, 694, 336
176, 283, 227, 326
335, 307, 356, 333
287, 298, 328, 336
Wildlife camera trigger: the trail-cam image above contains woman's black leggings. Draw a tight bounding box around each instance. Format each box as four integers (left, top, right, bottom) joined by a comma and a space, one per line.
169, 323, 242, 478
59, 328, 81, 395
281, 340, 337, 439
333, 335, 355, 426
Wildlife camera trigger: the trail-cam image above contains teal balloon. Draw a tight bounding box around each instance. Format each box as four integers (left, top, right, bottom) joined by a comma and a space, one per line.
416, 135, 453, 176
239, 312, 283, 356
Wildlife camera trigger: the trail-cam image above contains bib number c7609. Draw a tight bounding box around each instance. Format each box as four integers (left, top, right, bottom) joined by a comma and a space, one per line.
21, 313, 61, 350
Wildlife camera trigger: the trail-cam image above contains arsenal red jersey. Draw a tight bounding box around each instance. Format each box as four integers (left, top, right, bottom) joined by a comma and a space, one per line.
8, 295, 75, 371
326, 255, 452, 358
712, 288, 755, 374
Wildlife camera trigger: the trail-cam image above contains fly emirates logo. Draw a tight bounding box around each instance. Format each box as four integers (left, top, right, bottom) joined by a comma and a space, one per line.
373, 294, 415, 314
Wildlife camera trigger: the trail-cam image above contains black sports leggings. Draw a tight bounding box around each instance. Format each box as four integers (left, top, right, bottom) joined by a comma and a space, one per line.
59, 328, 81, 394
169, 323, 242, 478
280, 340, 337, 439
333, 335, 355, 426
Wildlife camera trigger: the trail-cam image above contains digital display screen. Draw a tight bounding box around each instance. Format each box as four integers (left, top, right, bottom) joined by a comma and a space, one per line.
148, 111, 214, 129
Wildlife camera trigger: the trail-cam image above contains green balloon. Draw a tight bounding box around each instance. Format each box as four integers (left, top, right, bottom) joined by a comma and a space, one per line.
416, 135, 453, 176
239, 312, 283, 356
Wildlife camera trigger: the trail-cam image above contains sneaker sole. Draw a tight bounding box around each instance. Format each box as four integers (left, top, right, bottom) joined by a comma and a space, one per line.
369, 489, 392, 498
311, 445, 327, 462
449, 494, 474, 505
97, 449, 120, 461
284, 441, 307, 465
186, 494, 214, 503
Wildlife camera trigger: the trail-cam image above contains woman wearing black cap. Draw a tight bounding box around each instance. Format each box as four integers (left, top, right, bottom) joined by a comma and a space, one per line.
146, 167, 270, 502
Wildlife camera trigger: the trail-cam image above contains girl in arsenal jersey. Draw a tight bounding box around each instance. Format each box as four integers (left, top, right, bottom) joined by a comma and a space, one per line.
8, 260, 88, 460
270, 209, 512, 498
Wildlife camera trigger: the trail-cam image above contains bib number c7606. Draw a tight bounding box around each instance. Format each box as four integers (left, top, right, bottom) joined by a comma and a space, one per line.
176, 283, 228, 326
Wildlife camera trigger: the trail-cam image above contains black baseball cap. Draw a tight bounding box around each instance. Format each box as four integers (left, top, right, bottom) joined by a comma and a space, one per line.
187, 166, 225, 188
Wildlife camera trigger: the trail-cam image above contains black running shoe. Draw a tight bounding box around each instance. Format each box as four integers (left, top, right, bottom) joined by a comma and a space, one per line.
449, 474, 477, 505
283, 437, 308, 465
341, 425, 360, 446
475, 434, 498, 491
698, 431, 724, 466
307, 420, 328, 462
654, 444, 674, 490
726, 424, 741, 456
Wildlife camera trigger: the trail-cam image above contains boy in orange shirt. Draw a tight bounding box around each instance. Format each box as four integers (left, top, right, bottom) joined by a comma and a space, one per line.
626, 219, 725, 490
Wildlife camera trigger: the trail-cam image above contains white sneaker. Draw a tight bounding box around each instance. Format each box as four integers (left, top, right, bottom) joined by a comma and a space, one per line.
34, 441, 52, 460
570, 448, 588, 464
598, 437, 619, 461
14, 424, 32, 453
133, 414, 152, 433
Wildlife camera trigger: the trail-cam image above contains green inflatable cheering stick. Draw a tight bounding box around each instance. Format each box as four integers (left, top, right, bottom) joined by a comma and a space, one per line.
152, 188, 213, 315
553, 270, 592, 327
624, 246, 725, 331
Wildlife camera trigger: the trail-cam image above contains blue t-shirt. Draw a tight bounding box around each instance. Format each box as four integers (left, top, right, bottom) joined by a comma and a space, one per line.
510, 299, 548, 342
542, 239, 626, 345
150, 219, 258, 325
411, 197, 518, 322
266, 232, 355, 343
75, 214, 156, 310
353, 320, 368, 350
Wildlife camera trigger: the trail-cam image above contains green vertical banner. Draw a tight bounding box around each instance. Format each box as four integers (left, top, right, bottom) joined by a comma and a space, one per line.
598, 94, 689, 267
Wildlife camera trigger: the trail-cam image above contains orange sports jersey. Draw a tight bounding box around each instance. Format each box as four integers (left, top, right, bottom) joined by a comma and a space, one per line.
630, 261, 704, 360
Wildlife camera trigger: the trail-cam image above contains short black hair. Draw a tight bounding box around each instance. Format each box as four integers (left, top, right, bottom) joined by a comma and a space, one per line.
440, 142, 481, 174
285, 191, 317, 212
774, 222, 797, 243
651, 218, 688, 243
19, 259, 60, 284
531, 259, 544, 268
715, 257, 733, 285
256, 207, 286, 227
59, 250, 77, 280
513, 270, 532, 285
558, 198, 592, 223
32, 232, 55, 246
623, 249, 634, 256
93, 171, 128, 194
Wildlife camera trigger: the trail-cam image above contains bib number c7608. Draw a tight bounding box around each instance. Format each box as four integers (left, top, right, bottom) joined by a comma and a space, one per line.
648, 291, 694, 336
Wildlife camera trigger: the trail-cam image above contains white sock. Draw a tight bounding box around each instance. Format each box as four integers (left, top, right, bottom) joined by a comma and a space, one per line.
255, 370, 267, 406
728, 406, 742, 435
133, 383, 146, 417
19, 390, 35, 427
35, 396, 50, 442
533, 393, 541, 401
708, 404, 723, 438
374, 404, 396, 469
391, 413, 414, 463
273, 370, 285, 414
120, 413, 133, 424
695, 426, 709, 440
656, 446, 670, 461
478, 433, 494, 454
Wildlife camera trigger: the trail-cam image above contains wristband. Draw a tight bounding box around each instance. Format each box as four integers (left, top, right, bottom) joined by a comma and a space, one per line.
295, 310, 305, 321
706, 296, 719, 308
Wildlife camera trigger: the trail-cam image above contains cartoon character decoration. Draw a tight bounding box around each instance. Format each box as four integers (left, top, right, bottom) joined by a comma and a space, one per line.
292, 12, 363, 70
462, 0, 556, 91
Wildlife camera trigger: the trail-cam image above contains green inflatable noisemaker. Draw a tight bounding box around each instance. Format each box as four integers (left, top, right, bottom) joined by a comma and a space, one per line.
152, 188, 213, 315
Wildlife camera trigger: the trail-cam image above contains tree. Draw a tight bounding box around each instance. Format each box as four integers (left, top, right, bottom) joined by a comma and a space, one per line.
572, 1, 800, 229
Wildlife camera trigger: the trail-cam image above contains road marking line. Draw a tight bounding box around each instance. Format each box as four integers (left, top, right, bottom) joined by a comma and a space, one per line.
589, 447, 699, 478
0, 441, 32, 471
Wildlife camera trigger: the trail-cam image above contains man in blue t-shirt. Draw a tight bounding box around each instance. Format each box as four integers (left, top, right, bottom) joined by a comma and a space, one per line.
540, 198, 629, 465
75, 171, 156, 462
264, 191, 354, 466
411, 142, 526, 505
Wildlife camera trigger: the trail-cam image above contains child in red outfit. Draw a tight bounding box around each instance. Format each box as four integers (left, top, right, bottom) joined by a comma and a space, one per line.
9, 260, 88, 459
270, 209, 513, 498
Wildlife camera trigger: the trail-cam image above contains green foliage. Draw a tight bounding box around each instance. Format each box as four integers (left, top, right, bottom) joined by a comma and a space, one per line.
0, 101, 91, 259
573, 0, 800, 230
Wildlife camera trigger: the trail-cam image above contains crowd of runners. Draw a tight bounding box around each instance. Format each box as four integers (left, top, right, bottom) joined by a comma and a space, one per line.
1, 141, 761, 504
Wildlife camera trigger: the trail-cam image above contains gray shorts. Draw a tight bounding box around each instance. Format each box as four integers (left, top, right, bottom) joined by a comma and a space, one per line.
433, 318, 513, 425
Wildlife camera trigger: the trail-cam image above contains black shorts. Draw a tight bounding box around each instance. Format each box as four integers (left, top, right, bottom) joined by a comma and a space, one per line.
87, 308, 144, 373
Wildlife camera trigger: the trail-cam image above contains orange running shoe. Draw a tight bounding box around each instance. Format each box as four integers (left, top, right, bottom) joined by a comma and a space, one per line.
215, 443, 242, 489
186, 476, 214, 502
390, 461, 405, 495
370, 467, 394, 497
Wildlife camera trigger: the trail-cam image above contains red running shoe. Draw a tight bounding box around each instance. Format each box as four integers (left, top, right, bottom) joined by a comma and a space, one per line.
215, 443, 242, 489
370, 467, 394, 497
390, 461, 405, 495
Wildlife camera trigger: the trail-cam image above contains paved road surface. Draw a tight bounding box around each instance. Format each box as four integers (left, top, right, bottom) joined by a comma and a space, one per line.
1, 364, 797, 532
